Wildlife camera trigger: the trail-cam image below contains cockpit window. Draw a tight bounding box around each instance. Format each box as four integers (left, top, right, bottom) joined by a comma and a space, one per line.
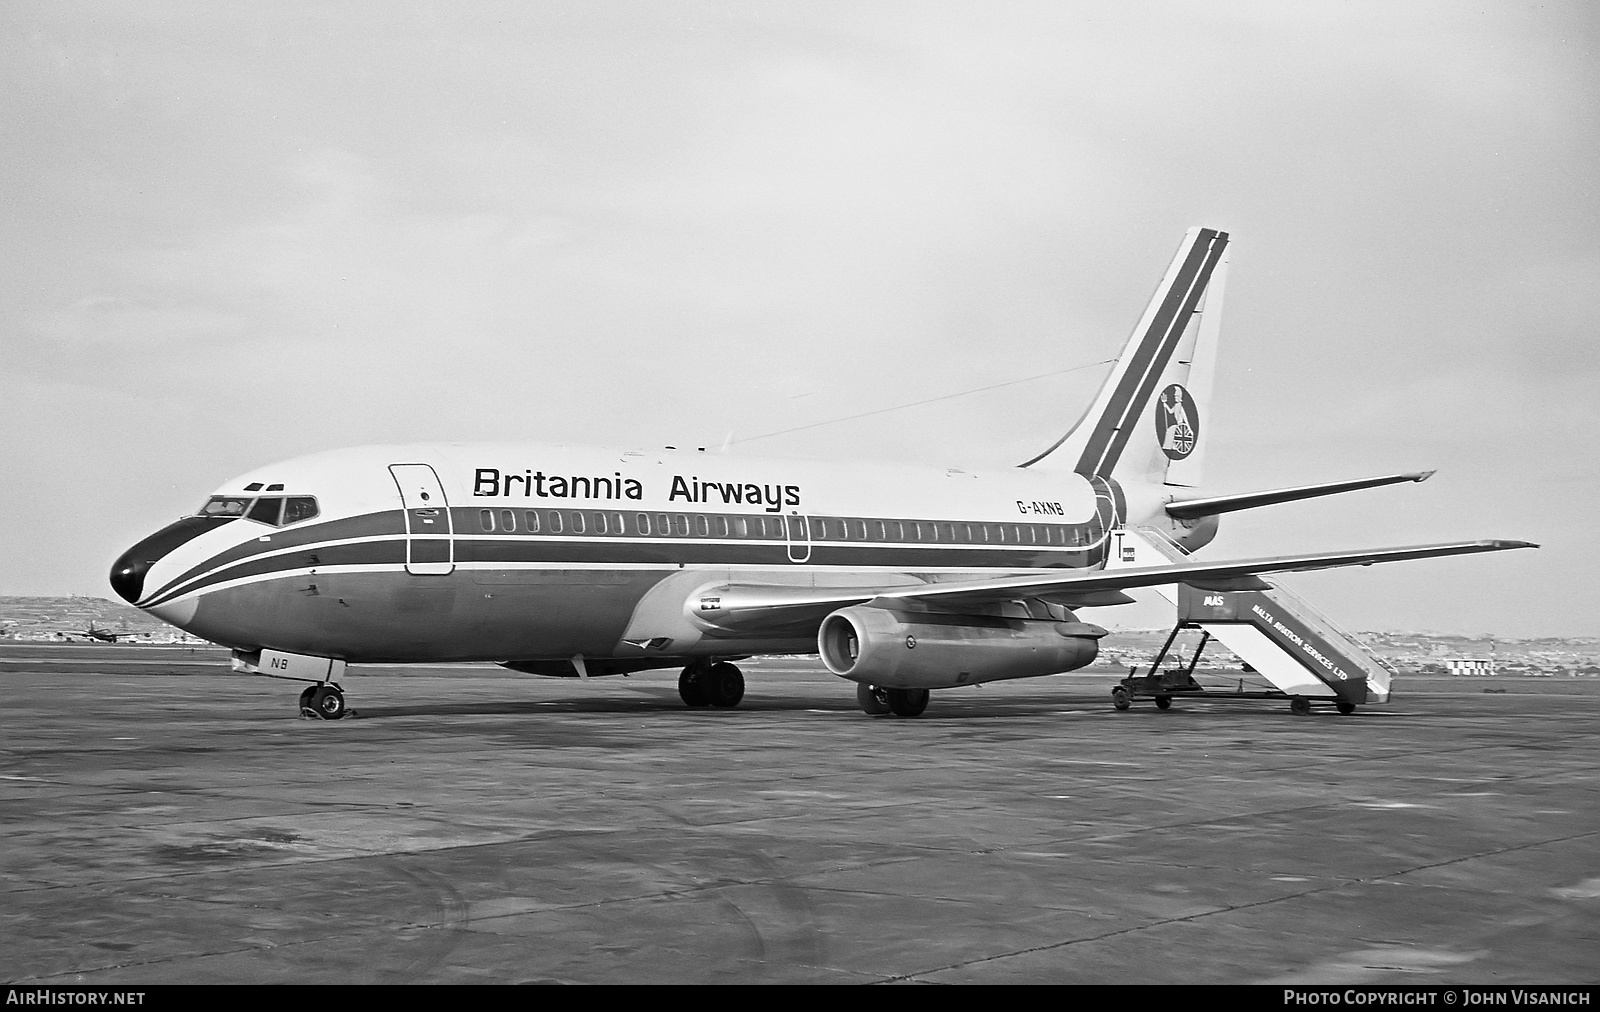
199, 496, 251, 518
247, 497, 284, 525
240, 495, 320, 527
282, 497, 319, 525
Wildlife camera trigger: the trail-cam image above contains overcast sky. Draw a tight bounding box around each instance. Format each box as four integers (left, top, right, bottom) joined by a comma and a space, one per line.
3, 2, 1595, 637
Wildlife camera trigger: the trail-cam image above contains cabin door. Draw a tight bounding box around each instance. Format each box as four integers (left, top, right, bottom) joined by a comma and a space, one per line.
388, 463, 455, 575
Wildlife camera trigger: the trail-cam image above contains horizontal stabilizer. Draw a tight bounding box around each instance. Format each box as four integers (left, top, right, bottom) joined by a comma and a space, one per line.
1164, 471, 1435, 520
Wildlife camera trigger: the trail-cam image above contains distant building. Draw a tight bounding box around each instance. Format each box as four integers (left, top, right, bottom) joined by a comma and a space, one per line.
1446, 657, 1495, 676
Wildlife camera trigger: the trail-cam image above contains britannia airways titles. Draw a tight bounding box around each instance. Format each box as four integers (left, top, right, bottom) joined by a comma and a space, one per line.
473, 468, 802, 513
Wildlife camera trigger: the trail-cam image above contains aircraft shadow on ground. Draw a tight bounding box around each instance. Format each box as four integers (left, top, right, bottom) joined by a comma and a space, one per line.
339, 690, 1164, 721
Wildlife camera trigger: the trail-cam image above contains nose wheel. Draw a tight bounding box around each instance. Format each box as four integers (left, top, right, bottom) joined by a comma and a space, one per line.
299, 684, 347, 720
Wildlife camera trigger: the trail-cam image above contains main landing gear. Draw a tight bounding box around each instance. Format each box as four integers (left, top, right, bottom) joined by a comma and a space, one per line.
856, 683, 929, 718
298, 683, 347, 720
678, 661, 745, 708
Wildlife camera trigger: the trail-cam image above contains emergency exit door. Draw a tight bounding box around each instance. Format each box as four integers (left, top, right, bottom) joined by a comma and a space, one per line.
388, 463, 454, 575
785, 513, 812, 563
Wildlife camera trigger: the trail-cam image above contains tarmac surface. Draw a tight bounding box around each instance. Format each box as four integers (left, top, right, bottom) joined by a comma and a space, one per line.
1, 642, 1596, 985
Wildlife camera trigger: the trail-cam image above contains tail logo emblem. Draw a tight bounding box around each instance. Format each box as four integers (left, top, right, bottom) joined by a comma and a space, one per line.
1155, 384, 1199, 460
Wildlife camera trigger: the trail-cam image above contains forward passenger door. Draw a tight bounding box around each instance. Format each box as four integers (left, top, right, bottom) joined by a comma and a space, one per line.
388, 463, 455, 575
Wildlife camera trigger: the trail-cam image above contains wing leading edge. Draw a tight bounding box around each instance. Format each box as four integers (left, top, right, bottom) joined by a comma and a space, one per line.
690, 540, 1537, 636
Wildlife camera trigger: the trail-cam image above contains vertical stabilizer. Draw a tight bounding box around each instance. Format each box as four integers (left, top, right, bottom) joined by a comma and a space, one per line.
1024, 228, 1229, 489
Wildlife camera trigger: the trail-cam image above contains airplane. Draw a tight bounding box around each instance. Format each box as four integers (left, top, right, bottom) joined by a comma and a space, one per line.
73, 621, 129, 643
108, 228, 1534, 720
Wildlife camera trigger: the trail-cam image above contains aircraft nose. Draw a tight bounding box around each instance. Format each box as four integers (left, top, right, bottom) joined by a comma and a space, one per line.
109, 516, 222, 606
109, 547, 152, 604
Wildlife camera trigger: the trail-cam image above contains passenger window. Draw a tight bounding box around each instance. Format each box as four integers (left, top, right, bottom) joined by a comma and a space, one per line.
594, 513, 609, 535
872, 521, 886, 541
674, 514, 688, 536
889, 521, 903, 541
695, 515, 709, 537
247, 497, 284, 526
572, 512, 586, 534
811, 518, 825, 539
732, 517, 747, 537
612, 513, 625, 534
525, 511, 541, 533
550, 512, 564, 534
479, 510, 495, 532
657, 514, 670, 536
499, 509, 516, 533
853, 520, 866, 540
282, 497, 318, 525
715, 516, 728, 537
637, 513, 651, 535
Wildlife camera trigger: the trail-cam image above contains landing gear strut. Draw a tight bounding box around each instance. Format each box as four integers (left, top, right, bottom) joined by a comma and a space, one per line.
300, 683, 347, 720
679, 661, 744, 709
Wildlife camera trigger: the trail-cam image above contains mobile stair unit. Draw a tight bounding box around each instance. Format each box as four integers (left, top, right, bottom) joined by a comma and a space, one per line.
1108, 528, 1393, 715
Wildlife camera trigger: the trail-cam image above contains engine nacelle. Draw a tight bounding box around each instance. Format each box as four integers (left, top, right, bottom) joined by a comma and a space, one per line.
817, 605, 1106, 690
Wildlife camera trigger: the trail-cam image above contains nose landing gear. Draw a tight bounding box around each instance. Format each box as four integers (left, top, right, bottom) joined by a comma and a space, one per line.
299, 683, 347, 720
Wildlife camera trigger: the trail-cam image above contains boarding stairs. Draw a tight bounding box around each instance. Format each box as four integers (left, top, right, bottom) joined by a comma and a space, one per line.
1106, 527, 1393, 713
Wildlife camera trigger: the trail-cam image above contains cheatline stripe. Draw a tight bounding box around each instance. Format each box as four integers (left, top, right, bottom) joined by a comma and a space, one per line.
140, 535, 1111, 606
152, 556, 1124, 608
138, 511, 405, 606
140, 538, 405, 607
138, 533, 407, 608
141, 507, 1114, 605
1074, 229, 1227, 476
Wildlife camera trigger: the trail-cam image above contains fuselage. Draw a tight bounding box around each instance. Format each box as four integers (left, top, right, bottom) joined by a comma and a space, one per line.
112, 441, 1210, 667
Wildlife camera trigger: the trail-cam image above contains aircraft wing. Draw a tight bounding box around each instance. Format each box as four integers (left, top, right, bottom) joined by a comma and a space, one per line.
692, 540, 1535, 635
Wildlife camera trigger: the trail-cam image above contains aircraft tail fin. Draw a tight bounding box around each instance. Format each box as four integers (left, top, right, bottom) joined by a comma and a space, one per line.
1023, 227, 1229, 489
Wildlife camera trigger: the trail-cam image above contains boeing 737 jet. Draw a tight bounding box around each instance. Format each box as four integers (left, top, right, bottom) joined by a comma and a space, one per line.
110, 229, 1534, 719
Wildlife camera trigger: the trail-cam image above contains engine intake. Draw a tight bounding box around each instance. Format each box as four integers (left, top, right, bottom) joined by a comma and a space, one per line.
817, 605, 1105, 690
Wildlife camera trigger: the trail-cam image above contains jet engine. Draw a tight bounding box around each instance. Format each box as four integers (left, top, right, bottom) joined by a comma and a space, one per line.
817, 605, 1106, 690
